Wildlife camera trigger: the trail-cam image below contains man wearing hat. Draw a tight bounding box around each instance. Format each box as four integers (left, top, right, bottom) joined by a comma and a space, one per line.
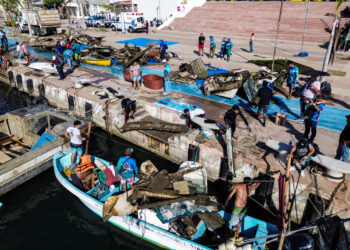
303, 95, 325, 143
209, 36, 216, 58
116, 148, 138, 191
160, 38, 168, 61
335, 115, 350, 162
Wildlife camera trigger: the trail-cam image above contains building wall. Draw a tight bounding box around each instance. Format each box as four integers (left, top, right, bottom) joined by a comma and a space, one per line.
133, 0, 181, 22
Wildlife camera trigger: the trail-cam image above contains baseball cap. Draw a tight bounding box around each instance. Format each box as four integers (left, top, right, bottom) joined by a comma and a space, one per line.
125, 147, 133, 155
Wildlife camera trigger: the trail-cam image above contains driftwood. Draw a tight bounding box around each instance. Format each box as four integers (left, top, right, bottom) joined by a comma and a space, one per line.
121, 121, 188, 133
128, 189, 179, 203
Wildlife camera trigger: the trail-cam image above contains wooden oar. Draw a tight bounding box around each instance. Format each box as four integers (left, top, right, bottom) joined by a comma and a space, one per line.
277, 155, 292, 250
85, 122, 92, 155
84, 122, 93, 188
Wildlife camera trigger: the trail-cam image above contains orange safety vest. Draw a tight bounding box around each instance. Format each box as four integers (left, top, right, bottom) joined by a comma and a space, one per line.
77, 155, 94, 178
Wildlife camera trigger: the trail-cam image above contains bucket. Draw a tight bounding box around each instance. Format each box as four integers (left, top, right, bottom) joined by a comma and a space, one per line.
143, 74, 164, 90
123, 69, 132, 82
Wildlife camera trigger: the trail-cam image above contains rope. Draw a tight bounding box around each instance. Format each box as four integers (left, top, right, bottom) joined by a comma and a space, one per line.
248, 195, 277, 217
326, 179, 345, 211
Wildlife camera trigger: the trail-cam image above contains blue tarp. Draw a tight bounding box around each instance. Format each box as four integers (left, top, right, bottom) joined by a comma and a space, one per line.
8, 38, 350, 132
156, 97, 198, 112
115, 38, 178, 47
30, 133, 57, 151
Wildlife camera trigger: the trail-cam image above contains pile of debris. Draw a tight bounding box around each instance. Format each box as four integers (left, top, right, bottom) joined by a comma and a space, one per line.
102, 160, 220, 239
171, 58, 288, 104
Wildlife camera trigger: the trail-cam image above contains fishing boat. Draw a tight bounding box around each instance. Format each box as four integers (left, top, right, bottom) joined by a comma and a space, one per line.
54, 151, 278, 250
82, 58, 112, 66
0, 105, 89, 196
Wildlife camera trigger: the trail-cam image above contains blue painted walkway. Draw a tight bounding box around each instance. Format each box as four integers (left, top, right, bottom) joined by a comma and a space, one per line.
8, 38, 349, 132
115, 38, 178, 47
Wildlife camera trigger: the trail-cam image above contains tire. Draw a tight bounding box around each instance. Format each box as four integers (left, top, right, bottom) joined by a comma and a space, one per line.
111, 25, 116, 31
96, 23, 101, 28
128, 26, 134, 33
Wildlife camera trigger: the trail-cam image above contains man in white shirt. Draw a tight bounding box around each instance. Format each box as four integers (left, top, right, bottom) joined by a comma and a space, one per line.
300, 77, 320, 118
184, 106, 206, 128
64, 120, 86, 164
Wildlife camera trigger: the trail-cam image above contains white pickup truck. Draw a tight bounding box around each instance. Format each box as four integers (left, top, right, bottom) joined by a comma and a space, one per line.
17, 9, 61, 36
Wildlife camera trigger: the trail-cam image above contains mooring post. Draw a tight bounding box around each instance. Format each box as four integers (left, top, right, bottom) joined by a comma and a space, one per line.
226, 125, 235, 176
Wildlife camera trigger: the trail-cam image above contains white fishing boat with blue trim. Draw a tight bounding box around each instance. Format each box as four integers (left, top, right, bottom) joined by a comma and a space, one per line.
54, 151, 278, 250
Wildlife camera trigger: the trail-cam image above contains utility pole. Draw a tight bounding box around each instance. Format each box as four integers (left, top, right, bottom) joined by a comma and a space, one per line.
25, 0, 33, 37
300, 0, 310, 53
271, 0, 284, 72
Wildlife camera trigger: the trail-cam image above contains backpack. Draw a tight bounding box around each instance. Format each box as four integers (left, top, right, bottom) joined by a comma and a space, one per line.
320, 81, 331, 100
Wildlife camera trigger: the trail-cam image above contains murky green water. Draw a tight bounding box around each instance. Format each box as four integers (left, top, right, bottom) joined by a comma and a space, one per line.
0, 84, 177, 250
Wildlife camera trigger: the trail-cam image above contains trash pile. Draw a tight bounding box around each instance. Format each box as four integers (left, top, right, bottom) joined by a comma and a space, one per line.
171, 58, 288, 104
102, 160, 221, 239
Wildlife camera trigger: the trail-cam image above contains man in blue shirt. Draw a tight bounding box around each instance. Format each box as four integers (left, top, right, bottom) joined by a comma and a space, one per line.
116, 147, 138, 191
303, 96, 325, 143
209, 36, 216, 58
286, 62, 299, 100
160, 38, 168, 61
225, 38, 233, 62
219, 37, 226, 60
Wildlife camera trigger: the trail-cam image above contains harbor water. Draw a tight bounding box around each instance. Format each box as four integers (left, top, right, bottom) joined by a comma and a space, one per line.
0, 83, 178, 250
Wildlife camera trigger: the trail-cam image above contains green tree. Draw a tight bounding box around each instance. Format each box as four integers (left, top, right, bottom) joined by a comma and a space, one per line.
43, 0, 64, 8
99, 4, 114, 13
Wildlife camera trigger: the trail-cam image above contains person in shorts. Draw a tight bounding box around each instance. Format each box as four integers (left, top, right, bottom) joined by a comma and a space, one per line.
130, 61, 142, 93
286, 62, 299, 100
65, 120, 86, 164
198, 33, 205, 56
121, 98, 136, 123
116, 148, 138, 191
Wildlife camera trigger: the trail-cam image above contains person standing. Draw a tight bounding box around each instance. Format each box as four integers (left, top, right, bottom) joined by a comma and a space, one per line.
130, 61, 142, 93
72, 41, 81, 66
121, 98, 136, 123
256, 81, 273, 126
224, 105, 251, 137
219, 37, 227, 60
209, 36, 216, 58
299, 77, 320, 119
64, 120, 86, 164
286, 62, 299, 100
52, 50, 65, 80
198, 33, 205, 56
225, 177, 260, 237
55, 41, 64, 55
1, 31, 8, 53
116, 148, 138, 191
225, 38, 233, 62
335, 115, 350, 162
16, 42, 23, 59
249, 33, 254, 53
21, 42, 30, 63
164, 62, 171, 94
145, 21, 149, 34
303, 96, 325, 143
160, 38, 168, 61
63, 47, 74, 73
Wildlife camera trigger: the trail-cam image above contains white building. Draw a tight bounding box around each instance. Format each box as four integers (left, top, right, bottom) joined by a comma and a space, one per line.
110, 0, 204, 22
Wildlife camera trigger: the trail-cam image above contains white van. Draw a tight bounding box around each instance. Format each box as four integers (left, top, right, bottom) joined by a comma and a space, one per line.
111, 12, 146, 33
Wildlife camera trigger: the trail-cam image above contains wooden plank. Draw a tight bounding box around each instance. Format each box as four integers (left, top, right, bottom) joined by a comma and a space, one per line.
0, 151, 12, 164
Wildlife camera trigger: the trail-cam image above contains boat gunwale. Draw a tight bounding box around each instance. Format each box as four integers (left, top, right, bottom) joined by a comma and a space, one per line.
53, 151, 213, 250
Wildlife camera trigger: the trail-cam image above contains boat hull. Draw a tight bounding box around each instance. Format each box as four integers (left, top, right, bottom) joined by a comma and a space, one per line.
82, 59, 111, 66
53, 152, 211, 250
